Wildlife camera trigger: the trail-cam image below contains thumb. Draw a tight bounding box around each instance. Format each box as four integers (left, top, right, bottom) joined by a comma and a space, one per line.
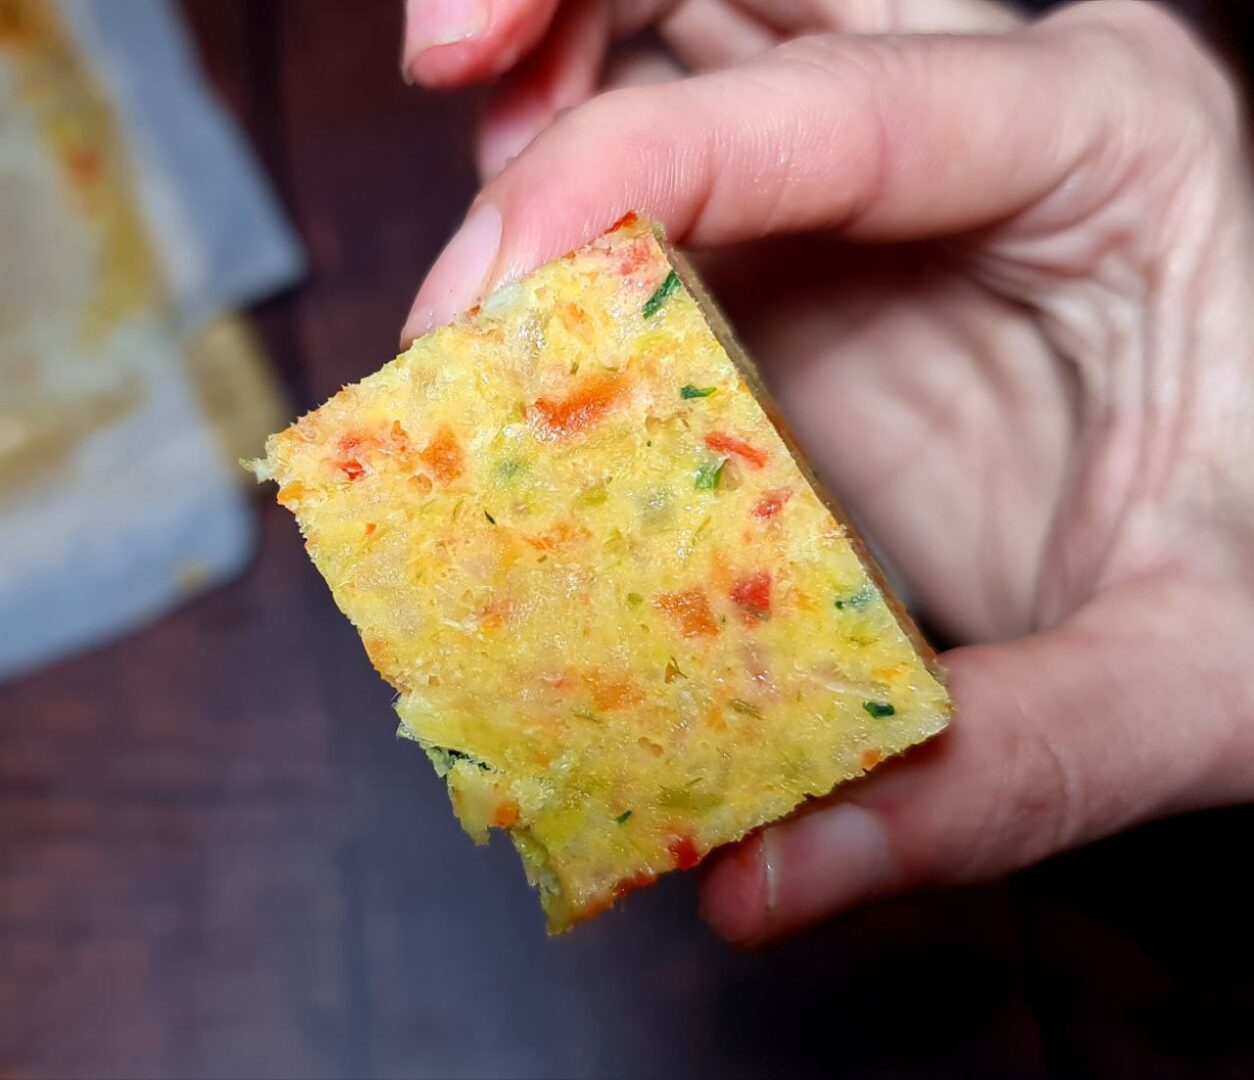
699, 576, 1254, 944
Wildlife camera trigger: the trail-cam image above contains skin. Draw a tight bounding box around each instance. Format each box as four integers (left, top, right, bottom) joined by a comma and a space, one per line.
400, 0, 1254, 944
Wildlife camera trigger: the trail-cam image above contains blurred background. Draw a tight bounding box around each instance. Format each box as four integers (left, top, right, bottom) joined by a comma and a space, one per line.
1, 1, 1252, 1077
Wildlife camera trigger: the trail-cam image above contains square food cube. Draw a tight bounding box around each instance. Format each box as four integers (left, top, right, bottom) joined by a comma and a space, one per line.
250, 214, 951, 932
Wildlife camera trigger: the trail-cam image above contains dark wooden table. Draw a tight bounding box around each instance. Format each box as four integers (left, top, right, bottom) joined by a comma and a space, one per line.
2, 2, 1252, 1077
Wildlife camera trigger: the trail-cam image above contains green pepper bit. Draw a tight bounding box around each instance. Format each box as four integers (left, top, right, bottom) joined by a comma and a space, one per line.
694, 457, 725, 491
835, 583, 876, 610
643, 269, 682, 318
614, 810, 633, 825
863, 701, 896, 719
680, 384, 717, 399
495, 459, 524, 480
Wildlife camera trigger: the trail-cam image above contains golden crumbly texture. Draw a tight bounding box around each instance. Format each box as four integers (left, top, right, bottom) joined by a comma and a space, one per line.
252, 215, 951, 933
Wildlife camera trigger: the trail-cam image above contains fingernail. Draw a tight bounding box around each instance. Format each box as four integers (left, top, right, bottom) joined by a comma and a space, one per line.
404, 0, 488, 67
403, 203, 501, 341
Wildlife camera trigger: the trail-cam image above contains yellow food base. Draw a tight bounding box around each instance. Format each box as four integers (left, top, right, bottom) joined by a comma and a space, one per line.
254, 216, 950, 932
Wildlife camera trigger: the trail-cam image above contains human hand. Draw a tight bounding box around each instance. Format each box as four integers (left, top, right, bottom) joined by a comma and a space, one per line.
402, 0, 1254, 943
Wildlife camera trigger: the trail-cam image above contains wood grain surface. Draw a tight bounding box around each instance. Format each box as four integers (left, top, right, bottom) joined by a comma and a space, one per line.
1, 2, 1251, 1077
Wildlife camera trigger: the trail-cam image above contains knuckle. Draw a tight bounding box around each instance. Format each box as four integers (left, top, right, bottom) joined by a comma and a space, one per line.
1043, 0, 1243, 147
947, 660, 1091, 879
997, 716, 1087, 862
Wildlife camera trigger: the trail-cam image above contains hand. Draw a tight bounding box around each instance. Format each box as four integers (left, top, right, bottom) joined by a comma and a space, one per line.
402, 0, 1254, 944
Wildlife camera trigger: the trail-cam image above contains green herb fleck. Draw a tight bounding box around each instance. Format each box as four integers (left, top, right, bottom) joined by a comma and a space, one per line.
574, 708, 601, 723
681, 384, 717, 400
426, 745, 493, 776
495, 459, 524, 480
484, 510, 496, 524
863, 701, 896, 719
614, 810, 633, 825
694, 457, 725, 491
729, 698, 763, 719
835, 583, 876, 610
643, 270, 682, 318
626, 592, 644, 607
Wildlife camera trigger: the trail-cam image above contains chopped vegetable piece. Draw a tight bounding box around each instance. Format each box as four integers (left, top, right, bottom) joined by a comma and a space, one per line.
426, 746, 492, 775
835, 584, 876, 610
614, 870, 657, 898
668, 835, 703, 870
730, 572, 772, 624
642, 269, 682, 318
752, 489, 792, 520
681, 384, 717, 399
655, 589, 720, 639
705, 431, 767, 469
419, 425, 464, 484
533, 373, 626, 438
496, 459, 524, 479
614, 810, 633, 824
861, 749, 884, 769
863, 701, 896, 718
694, 456, 725, 491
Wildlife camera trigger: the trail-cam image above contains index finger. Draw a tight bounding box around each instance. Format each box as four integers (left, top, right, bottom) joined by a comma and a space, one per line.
403, 0, 561, 88
405, 4, 1179, 336
403, 0, 679, 88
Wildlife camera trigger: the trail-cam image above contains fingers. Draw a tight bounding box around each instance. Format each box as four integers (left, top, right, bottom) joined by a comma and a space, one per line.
699, 578, 1254, 944
403, 0, 683, 88
659, 0, 780, 70
477, 2, 611, 178
731, 0, 1023, 35
452, 0, 1023, 185
476, 0, 777, 180
404, 0, 560, 88
601, 48, 685, 89
404, 20, 1140, 336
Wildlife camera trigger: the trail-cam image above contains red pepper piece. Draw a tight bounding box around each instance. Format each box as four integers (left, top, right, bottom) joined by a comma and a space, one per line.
705, 431, 767, 469
730, 572, 772, 624
752, 489, 792, 520
669, 836, 703, 870
614, 870, 658, 899
533, 373, 625, 438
